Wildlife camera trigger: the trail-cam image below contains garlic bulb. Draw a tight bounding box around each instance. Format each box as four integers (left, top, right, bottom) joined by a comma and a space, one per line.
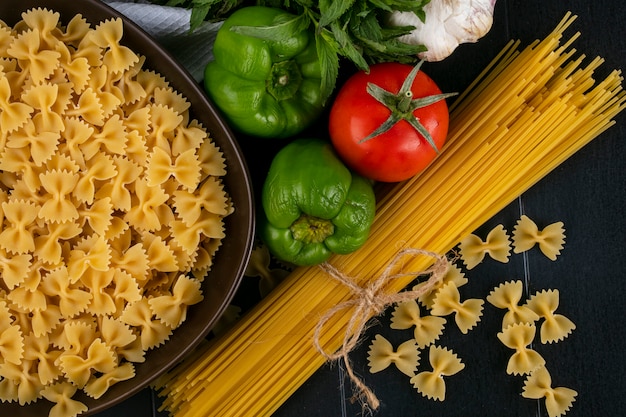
388, 0, 497, 62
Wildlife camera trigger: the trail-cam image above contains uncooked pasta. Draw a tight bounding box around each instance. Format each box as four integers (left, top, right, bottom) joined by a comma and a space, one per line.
156, 12, 624, 417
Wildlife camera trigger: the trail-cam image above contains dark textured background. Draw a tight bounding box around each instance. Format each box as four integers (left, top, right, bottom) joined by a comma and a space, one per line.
96, 0, 625, 416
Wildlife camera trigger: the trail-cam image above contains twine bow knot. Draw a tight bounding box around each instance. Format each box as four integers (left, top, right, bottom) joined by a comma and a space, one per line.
313, 248, 449, 412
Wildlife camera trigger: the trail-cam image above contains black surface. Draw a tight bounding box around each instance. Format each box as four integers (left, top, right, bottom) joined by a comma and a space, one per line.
93, 0, 625, 416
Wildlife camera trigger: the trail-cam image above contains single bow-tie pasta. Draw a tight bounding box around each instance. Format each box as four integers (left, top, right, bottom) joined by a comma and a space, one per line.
367, 334, 420, 377
522, 366, 577, 417
512, 215, 566, 260
410, 345, 465, 401
525, 289, 576, 344
459, 224, 512, 269
497, 322, 546, 375
41, 382, 89, 417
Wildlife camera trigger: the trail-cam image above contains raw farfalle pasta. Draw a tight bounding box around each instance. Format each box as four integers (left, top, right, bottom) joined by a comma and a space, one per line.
119, 298, 172, 351
525, 289, 576, 344
23, 334, 63, 386
0, 7, 232, 415
512, 215, 566, 260
40, 267, 92, 318
413, 260, 468, 309
41, 382, 88, 417
147, 145, 202, 190
0, 75, 33, 133
148, 275, 204, 328
410, 345, 464, 401
7, 284, 47, 312
390, 300, 446, 348
96, 155, 142, 211
367, 334, 420, 377
487, 280, 540, 330
497, 322, 546, 375
0, 300, 24, 366
0, 200, 39, 254
38, 170, 80, 223
58, 338, 117, 388
430, 281, 484, 334
522, 366, 577, 417
83, 362, 135, 399
459, 224, 511, 269
7, 117, 61, 166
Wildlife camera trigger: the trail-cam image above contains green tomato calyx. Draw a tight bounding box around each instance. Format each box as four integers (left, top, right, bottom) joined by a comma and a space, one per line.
290, 214, 334, 244
267, 60, 303, 101
360, 60, 457, 151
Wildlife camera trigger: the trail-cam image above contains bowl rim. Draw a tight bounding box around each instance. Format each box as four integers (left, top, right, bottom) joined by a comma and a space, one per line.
0, 0, 255, 415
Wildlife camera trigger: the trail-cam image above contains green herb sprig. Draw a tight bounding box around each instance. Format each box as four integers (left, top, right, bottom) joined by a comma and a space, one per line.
151, 0, 245, 30
240, 0, 429, 102
150, 0, 429, 102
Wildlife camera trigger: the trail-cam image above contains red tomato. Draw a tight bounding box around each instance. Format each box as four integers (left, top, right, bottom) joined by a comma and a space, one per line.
328, 62, 451, 182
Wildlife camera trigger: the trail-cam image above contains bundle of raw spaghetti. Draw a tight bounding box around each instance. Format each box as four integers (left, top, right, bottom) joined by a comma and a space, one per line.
155, 13, 624, 416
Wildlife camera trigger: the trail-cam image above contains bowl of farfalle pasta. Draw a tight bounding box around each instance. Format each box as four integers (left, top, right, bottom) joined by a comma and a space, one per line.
0, 0, 255, 416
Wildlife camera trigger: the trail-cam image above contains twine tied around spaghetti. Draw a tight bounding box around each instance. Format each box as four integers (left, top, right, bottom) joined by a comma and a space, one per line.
313, 248, 449, 412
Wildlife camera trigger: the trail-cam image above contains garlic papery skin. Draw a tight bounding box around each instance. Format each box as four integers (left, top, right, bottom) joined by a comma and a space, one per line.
388, 0, 497, 62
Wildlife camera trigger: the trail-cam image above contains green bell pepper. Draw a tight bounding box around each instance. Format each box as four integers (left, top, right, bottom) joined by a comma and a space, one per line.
204, 6, 325, 139
260, 138, 376, 266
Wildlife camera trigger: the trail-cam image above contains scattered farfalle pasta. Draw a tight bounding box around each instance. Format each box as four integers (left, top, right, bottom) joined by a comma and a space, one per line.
413, 259, 468, 309
390, 300, 446, 348
0, 7, 232, 415
497, 322, 546, 376
367, 334, 420, 377
522, 366, 577, 417
430, 282, 484, 334
525, 289, 576, 344
512, 215, 566, 260
486, 280, 540, 330
459, 224, 511, 269
410, 345, 464, 401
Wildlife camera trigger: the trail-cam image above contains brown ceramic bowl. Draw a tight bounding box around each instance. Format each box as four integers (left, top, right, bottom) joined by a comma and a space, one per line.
0, 0, 254, 415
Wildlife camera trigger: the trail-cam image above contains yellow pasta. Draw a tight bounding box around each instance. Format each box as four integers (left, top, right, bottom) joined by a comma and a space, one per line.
497, 322, 546, 376
390, 300, 446, 348
0, 300, 23, 365
430, 282, 484, 334
367, 334, 420, 377
487, 280, 540, 329
410, 345, 464, 401
459, 224, 512, 269
522, 366, 577, 417
413, 259, 467, 309
0, 7, 232, 415
156, 12, 624, 416
512, 215, 566, 260
526, 289, 576, 344
41, 382, 88, 417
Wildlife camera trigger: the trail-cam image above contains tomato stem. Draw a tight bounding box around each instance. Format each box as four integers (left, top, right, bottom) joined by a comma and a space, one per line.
360, 60, 457, 151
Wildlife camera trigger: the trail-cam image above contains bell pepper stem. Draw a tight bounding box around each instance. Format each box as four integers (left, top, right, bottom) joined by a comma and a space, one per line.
266, 60, 303, 101
290, 214, 335, 244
